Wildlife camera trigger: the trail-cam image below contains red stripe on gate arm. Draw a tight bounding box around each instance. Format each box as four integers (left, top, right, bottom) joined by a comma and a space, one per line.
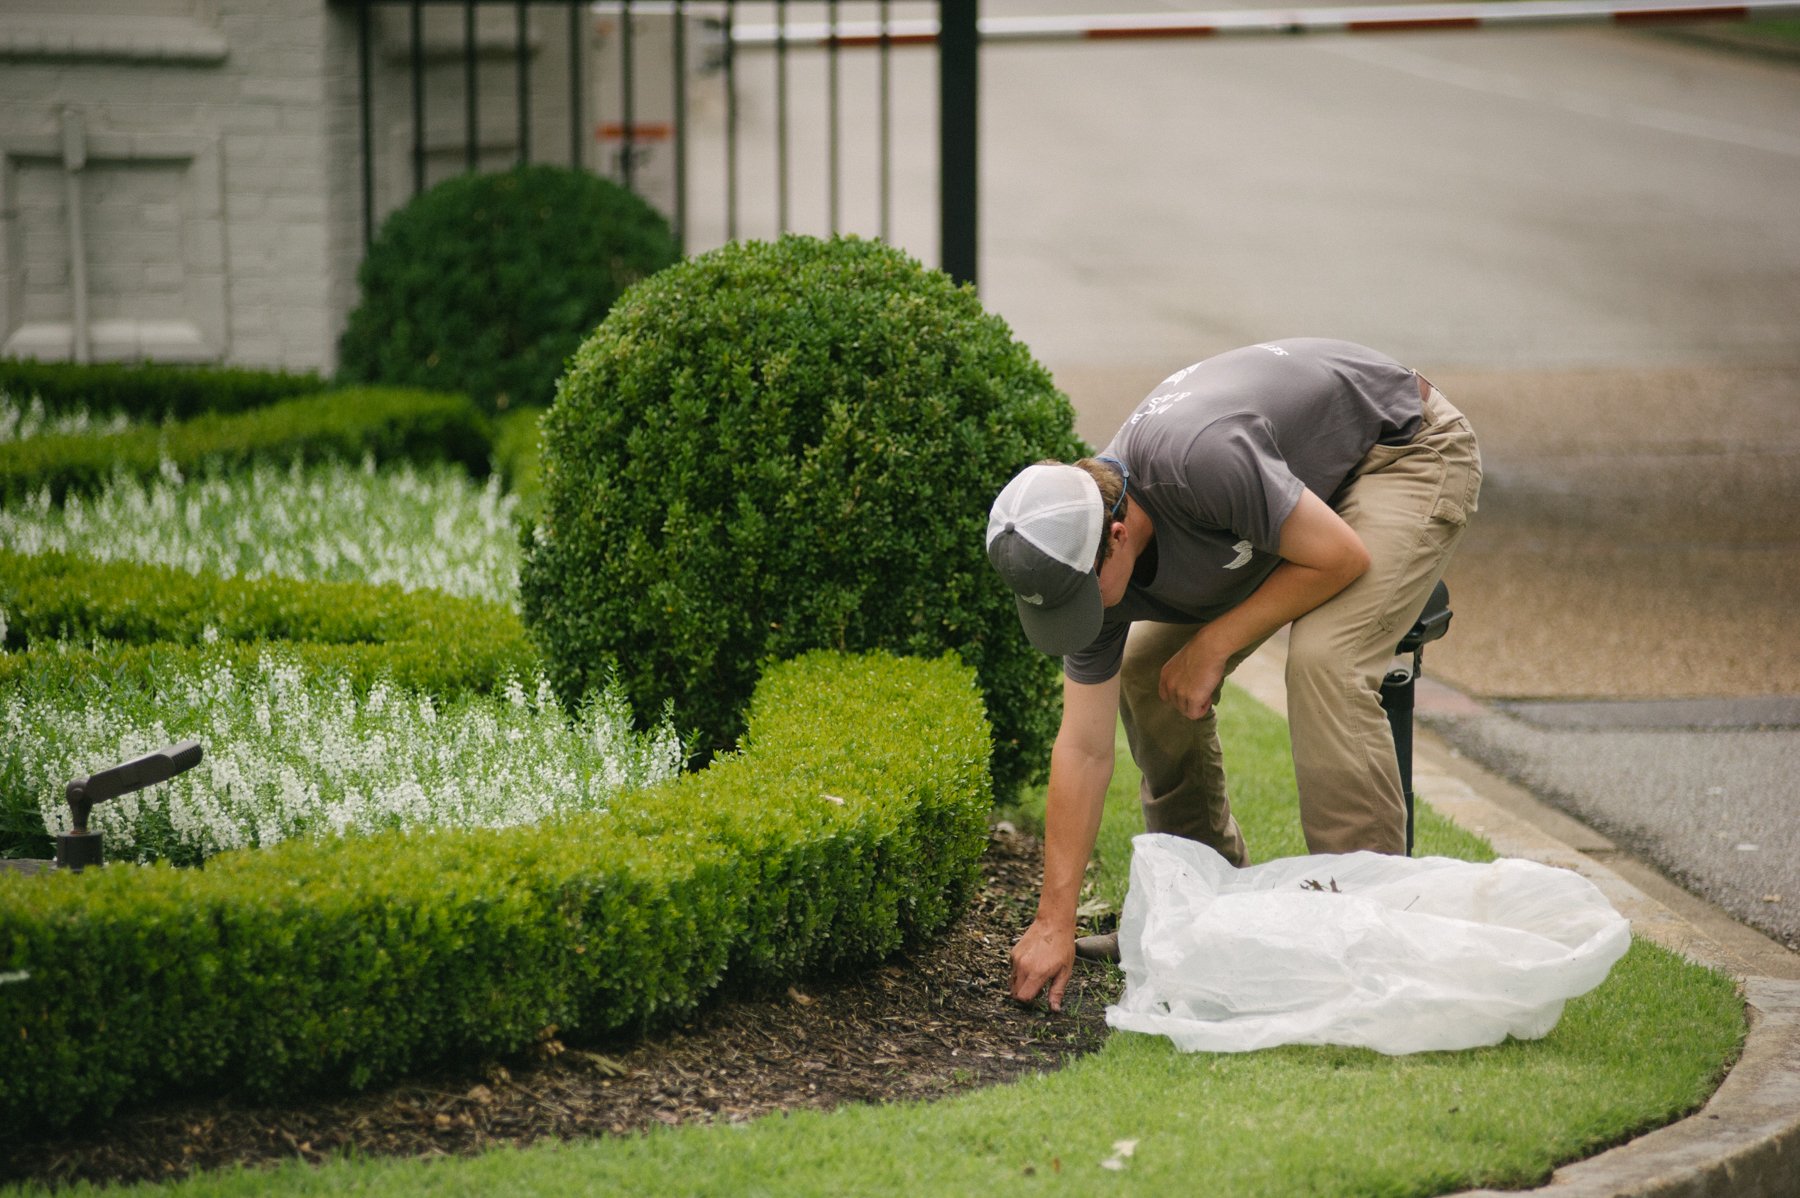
1613, 4, 1748, 21
1084, 24, 1221, 39
597, 122, 674, 142
1347, 16, 1484, 30
828, 32, 940, 47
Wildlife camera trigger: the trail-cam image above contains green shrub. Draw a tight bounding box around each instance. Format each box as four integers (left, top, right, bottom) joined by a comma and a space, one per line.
0, 651, 991, 1134
519, 234, 1086, 801
337, 166, 681, 413
0, 359, 327, 421
0, 387, 492, 504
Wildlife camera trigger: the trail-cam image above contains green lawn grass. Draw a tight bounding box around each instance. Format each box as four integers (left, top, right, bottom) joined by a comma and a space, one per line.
1743, 16, 1800, 42
7, 684, 1744, 1198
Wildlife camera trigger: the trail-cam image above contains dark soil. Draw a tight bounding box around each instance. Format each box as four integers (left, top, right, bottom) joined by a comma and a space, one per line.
2, 824, 1122, 1191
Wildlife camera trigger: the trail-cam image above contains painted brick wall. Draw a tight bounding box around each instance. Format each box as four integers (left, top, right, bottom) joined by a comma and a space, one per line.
0, 1, 591, 375
0, 1, 339, 369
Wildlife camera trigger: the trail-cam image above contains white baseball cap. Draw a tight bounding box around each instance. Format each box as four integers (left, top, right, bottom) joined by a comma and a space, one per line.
986, 463, 1104, 656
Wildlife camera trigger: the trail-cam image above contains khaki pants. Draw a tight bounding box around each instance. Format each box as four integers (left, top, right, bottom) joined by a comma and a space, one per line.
1117, 385, 1482, 861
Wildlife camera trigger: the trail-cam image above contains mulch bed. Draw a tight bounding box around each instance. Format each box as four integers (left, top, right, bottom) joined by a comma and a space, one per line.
2, 824, 1122, 1190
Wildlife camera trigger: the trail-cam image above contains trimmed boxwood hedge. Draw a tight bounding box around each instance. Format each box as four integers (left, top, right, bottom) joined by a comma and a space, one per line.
519, 234, 1087, 802
0, 359, 328, 421
0, 386, 492, 504
0, 549, 529, 666
0, 639, 535, 718
0, 650, 992, 1135
0, 548, 536, 704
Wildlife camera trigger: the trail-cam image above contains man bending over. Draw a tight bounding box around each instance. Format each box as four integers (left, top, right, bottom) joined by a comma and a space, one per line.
985, 338, 1482, 1010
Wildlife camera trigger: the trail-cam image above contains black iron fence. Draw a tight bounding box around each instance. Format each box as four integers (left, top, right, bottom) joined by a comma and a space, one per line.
342, 1, 980, 284
341, 0, 1787, 293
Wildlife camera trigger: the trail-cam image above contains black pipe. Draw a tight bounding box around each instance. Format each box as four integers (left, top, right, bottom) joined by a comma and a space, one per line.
725, 3, 738, 240
568, 0, 583, 167
359, 0, 374, 244
775, 0, 788, 233
828, 0, 840, 233
938, 0, 978, 286
1382, 653, 1420, 855
621, 0, 636, 191
465, 0, 479, 171
673, 0, 687, 249
516, 0, 531, 163
411, 1, 426, 194
1379, 581, 1453, 856
879, 0, 891, 241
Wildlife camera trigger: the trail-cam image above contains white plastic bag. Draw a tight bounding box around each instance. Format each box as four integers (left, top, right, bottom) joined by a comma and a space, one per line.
1105, 834, 1630, 1055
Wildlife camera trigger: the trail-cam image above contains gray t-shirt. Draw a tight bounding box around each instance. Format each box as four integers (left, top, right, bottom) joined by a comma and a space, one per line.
1064, 339, 1423, 684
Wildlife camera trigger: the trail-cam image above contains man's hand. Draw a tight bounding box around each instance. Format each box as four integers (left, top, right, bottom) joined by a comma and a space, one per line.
1156, 492, 1372, 721
1010, 917, 1077, 1011
1158, 632, 1229, 721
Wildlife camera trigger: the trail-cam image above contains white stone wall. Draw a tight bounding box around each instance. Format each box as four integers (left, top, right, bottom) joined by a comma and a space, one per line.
0, 0, 598, 375
0, 0, 333, 368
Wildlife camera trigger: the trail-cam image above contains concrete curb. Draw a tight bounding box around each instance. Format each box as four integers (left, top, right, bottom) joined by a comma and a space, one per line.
1229, 644, 1800, 1198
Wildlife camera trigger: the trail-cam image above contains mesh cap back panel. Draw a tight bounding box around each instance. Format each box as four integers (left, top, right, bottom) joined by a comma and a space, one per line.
988, 465, 1101, 570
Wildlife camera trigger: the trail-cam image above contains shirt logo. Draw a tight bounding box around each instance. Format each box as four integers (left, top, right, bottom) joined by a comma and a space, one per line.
1224, 540, 1254, 569
1128, 390, 1189, 426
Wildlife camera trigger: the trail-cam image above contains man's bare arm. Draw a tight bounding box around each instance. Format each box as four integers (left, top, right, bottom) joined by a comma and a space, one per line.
1010, 671, 1121, 1011
1159, 489, 1369, 719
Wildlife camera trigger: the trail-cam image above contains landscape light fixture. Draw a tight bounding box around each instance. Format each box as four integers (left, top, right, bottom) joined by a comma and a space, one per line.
57, 741, 204, 872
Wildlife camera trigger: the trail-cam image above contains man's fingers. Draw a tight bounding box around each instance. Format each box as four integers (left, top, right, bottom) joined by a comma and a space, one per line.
1158, 678, 1212, 721
1047, 966, 1071, 1013
1158, 677, 1185, 712
1011, 921, 1077, 1010
1010, 948, 1050, 1005
1011, 956, 1073, 1011
1172, 690, 1211, 720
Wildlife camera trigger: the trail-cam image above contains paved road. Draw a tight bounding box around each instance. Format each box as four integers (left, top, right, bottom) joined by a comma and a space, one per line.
1420, 697, 1800, 954
698, 8, 1800, 387
698, 9, 1800, 953
975, 19, 1800, 393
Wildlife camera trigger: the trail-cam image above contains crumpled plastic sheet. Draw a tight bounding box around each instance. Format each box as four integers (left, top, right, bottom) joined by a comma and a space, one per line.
1105, 834, 1632, 1055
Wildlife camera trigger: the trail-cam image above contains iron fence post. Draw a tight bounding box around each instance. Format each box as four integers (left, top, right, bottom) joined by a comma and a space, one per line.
938, 0, 978, 287
568, 0, 583, 167
359, 0, 374, 245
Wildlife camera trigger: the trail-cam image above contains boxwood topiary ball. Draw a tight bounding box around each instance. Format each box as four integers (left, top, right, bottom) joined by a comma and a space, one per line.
518, 234, 1088, 800
337, 165, 679, 413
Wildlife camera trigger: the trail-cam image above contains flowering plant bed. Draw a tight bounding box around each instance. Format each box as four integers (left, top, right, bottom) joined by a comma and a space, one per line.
0, 650, 992, 1135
